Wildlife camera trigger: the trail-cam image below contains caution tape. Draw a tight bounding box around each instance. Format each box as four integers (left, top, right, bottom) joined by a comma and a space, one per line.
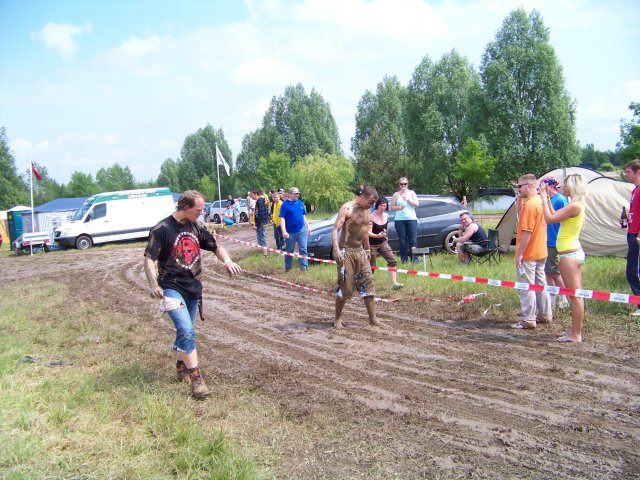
216, 233, 640, 305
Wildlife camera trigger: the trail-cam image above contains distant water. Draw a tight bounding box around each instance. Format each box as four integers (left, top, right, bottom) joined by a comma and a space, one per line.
468, 195, 515, 214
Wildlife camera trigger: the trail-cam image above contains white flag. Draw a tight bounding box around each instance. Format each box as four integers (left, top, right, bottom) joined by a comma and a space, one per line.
216, 144, 230, 176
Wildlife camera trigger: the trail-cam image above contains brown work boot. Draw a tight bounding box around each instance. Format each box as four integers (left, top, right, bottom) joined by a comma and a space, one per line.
188, 367, 211, 399
176, 360, 190, 384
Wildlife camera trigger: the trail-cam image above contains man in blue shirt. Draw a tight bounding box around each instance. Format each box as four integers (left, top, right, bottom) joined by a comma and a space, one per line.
542, 177, 569, 309
279, 187, 311, 271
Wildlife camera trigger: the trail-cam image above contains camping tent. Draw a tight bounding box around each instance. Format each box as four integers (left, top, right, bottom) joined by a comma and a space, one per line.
495, 166, 632, 257
20, 197, 88, 244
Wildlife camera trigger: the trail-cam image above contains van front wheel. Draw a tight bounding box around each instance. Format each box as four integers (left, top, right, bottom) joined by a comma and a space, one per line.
76, 235, 93, 250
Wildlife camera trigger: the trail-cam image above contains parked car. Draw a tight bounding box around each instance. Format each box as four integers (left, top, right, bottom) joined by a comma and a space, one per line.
307, 194, 466, 260
209, 199, 249, 223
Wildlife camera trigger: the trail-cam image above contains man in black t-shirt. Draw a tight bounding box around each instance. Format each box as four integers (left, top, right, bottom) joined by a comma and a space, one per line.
453, 211, 488, 265
144, 190, 242, 399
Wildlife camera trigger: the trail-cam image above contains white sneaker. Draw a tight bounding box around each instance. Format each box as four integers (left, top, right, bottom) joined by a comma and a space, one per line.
631, 308, 640, 317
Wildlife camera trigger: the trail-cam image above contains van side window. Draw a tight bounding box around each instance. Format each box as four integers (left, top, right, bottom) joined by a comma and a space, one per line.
90, 203, 107, 220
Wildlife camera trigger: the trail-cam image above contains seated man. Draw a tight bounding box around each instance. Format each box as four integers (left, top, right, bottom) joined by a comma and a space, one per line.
223, 204, 235, 226
453, 211, 488, 264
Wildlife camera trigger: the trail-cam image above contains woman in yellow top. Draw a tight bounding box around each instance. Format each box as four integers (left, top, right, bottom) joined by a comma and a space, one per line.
540, 174, 587, 343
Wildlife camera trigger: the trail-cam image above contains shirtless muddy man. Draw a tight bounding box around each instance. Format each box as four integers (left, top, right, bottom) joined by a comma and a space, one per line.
332, 185, 380, 328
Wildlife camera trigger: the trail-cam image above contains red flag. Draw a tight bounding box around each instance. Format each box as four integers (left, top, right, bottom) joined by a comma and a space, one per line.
31, 161, 43, 181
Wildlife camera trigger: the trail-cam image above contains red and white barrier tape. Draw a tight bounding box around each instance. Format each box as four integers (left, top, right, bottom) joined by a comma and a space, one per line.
216, 233, 640, 305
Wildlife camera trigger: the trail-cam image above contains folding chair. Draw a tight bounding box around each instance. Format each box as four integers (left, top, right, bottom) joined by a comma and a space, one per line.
468, 229, 501, 265
411, 246, 434, 271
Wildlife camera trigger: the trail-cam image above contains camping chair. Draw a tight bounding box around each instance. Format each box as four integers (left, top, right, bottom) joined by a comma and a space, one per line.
468, 229, 501, 265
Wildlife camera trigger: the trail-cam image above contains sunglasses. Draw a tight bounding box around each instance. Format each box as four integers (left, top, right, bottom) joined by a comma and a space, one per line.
517, 184, 528, 189
399, 182, 408, 186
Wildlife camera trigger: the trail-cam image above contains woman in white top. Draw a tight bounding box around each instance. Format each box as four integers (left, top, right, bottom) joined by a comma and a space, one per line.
391, 177, 420, 263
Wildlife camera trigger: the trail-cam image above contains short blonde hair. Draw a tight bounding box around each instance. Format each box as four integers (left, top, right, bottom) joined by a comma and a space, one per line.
564, 174, 586, 203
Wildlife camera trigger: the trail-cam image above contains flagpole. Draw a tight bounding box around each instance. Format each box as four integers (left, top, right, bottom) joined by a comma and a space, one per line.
215, 144, 222, 226
29, 159, 35, 255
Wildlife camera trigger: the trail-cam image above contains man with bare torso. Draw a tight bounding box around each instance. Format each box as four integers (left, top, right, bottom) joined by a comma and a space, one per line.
332, 185, 379, 328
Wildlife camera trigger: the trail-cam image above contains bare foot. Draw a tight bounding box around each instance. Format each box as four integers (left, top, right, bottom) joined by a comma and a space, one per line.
368, 318, 382, 327
334, 320, 343, 329
557, 335, 582, 343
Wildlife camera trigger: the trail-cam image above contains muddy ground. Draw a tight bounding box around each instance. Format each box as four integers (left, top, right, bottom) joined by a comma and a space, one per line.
3, 226, 640, 479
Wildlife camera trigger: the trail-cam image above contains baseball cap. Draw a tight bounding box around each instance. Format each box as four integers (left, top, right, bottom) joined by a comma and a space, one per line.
289, 187, 300, 194
542, 177, 559, 186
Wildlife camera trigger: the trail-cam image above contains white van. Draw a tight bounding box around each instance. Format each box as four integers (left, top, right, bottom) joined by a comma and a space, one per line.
55, 188, 176, 249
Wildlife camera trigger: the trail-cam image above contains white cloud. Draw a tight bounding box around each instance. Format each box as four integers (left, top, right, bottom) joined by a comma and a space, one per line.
232, 56, 301, 84
38, 22, 92, 61
120, 31, 163, 56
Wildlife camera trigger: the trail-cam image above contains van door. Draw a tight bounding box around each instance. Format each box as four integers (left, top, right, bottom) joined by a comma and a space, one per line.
84, 203, 111, 242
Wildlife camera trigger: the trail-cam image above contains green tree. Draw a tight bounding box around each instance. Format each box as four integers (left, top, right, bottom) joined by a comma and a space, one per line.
0, 127, 28, 209
199, 175, 217, 202
179, 124, 232, 192
618, 102, 640, 162
480, 8, 579, 183
95, 163, 136, 191
452, 138, 496, 200
156, 158, 181, 191
235, 130, 262, 194
352, 76, 408, 194
65, 171, 100, 197
405, 51, 483, 194
256, 151, 292, 192
241, 83, 341, 165
20, 162, 64, 205
290, 153, 354, 212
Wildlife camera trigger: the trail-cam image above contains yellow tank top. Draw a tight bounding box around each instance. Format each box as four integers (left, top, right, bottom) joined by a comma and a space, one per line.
556, 200, 585, 252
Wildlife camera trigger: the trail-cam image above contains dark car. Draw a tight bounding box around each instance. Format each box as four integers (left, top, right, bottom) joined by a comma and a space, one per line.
307, 194, 466, 260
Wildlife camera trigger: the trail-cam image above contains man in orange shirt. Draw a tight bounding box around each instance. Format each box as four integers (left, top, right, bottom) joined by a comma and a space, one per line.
512, 174, 553, 329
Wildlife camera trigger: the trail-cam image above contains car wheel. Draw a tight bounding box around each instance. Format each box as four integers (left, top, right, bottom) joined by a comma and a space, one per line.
240, 212, 248, 223
76, 235, 93, 250
213, 214, 221, 224
444, 230, 459, 254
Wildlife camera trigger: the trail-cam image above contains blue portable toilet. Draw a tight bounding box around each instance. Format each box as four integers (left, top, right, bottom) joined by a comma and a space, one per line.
6, 207, 32, 245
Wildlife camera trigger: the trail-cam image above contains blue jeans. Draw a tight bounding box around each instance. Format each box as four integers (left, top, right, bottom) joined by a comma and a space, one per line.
394, 219, 418, 263
285, 225, 308, 270
627, 233, 640, 295
256, 224, 267, 248
163, 289, 199, 353
273, 224, 284, 250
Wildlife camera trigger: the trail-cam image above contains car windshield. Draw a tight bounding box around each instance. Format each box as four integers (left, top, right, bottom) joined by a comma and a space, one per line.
72, 198, 96, 221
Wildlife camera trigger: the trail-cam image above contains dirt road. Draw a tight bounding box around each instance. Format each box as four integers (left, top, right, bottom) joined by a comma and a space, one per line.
3, 227, 640, 479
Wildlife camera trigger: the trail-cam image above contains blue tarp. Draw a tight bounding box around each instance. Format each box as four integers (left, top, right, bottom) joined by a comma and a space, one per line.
34, 197, 88, 213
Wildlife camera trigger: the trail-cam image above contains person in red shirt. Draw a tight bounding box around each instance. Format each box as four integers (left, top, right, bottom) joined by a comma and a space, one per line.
624, 159, 640, 316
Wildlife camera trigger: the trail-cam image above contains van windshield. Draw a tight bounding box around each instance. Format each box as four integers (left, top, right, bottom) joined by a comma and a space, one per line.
72, 198, 96, 221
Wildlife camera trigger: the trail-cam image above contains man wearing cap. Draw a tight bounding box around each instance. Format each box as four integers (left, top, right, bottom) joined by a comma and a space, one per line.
542, 177, 569, 309
279, 187, 311, 271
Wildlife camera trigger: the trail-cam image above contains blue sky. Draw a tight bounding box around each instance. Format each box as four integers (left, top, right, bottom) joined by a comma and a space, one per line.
1, 0, 638, 184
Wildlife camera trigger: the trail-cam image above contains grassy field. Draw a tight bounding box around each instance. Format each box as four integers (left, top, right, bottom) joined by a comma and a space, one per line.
0, 280, 267, 479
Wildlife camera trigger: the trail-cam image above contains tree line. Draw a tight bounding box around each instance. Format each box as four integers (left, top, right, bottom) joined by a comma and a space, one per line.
1, 8, 638, 212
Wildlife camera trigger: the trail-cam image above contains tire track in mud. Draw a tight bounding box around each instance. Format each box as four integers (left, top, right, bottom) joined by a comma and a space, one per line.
3, 234, 639, 478
119, 249, 638, 478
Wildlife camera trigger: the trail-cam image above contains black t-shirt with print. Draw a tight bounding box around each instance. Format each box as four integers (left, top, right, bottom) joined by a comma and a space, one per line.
145, 215, 218, 299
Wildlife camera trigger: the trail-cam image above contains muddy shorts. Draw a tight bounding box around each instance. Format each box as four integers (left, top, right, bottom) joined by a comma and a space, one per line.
336, 247, 375, 300
370, 240, 397, 268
